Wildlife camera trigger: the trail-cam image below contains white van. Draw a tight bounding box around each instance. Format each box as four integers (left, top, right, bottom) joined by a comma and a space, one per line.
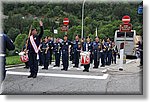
114, 30, 136, 57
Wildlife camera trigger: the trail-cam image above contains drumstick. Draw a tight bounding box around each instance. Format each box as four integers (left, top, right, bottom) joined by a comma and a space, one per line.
25, 25, 32, 53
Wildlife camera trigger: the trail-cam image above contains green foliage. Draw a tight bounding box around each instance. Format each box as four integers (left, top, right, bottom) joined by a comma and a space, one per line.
3, 2, 142, 41
14, 34, 27, 52
6, 56, 23, 65
7, 27, 20, 41
43, 29, 53, 38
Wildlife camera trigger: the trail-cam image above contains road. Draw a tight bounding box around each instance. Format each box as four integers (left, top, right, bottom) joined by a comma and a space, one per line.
1, 59, 142, 95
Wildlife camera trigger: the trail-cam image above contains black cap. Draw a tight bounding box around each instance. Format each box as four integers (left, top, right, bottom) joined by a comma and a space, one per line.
64, 34, 68, 37
86, 36, 90, 39
31, 28, 37, 32
75, 34, 80, 38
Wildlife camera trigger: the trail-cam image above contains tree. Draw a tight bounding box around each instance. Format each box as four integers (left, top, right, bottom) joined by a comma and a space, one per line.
7, 27, 20, 41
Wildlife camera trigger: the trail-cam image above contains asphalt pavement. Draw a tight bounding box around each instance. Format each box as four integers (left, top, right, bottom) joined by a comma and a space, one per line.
1, 59, 143, 95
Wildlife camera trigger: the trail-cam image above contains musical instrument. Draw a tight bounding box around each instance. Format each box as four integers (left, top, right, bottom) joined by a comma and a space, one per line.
19, 51, 29, 63
80, 51, 90, 65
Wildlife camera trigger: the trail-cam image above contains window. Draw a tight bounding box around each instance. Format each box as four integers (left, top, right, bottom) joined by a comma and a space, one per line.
126, 32, 134, 38
117, 32, 125, 38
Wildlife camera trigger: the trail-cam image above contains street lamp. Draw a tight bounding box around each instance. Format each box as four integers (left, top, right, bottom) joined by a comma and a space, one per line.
81, 0, 86, 39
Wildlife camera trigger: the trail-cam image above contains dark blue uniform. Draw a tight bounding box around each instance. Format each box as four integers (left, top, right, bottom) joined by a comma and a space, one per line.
106, 42, 112, 65
0, 34, 15, 84
53, 42, 61, 67
41, 42, 50, 70
82, 42, 93, 72
61, 40, 71, 71
112, 45, 118, 64
27, 26, 43, 78
48, 40, 54, 65
103, 42, 108, 66
73, 40, 81, 68
138, 41, 143, 66
93, 41, 100, 68
70, 45, 74, 63
100, 42, 107, 67
39, 41, 44, 66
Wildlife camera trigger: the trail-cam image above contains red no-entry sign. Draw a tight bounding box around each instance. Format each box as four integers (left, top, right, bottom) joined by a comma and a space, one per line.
63, 18, 69, 25
122, 15, 130, 24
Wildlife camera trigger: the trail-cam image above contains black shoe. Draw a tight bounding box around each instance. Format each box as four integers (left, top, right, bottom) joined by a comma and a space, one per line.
100, 65, 105, 67
73, 66, 78, 68
61, 68, 65, 71
53, 65, 57, 67
42, 68, 48, 70
83, 70, 89, 72
32, 74, 37, 78
119, 68, 123, 71
83, 70, 86, 72
28, 74, 33, 78
93, 67, 98, 69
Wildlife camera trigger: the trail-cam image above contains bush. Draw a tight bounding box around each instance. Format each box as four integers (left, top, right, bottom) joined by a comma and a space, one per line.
14, 34, 27, 52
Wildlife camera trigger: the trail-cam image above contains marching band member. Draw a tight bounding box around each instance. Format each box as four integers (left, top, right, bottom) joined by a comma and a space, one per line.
106, 38, 112, 66
100, 39, 107, 67
48, 36, 54, 65
41, 37, 50, 70
27, 20, 43, 78
82, 36, 93, 72
53, 38, 61, 67
61, 35, 72, 71
112, 42, 118, 64
73, 35, 81, 68
39, 39, 44, 66
93, 36, 100, 68
70, 44, 74, 64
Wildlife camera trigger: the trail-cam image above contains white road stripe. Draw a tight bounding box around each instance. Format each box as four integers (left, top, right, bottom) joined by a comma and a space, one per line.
126, 60, 136, 64
6, 71, 109, 80
6, 67, 23, 70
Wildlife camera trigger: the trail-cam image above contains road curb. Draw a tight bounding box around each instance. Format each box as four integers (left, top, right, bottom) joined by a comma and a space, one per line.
6, 64, 24, 68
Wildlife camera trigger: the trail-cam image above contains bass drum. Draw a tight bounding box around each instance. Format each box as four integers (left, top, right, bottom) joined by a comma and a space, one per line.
80, 51, 90, 65
20, 55, 29, 63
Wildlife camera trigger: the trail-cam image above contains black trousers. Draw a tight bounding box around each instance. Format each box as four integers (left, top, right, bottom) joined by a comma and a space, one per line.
84, 64, 90, 71
49, 50, 53, 64
43, 53, 49, 69
62, 52, 69, 70
55, 52, 61, 66
25, 61, 29, 68
140, 51, 143, 66
29, 53, 38, 76
93, 51, 99, 68
101, 52, 106, 66
112, 53, 117, 64
39, 52, 43, 66
74, 51, 79, 67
